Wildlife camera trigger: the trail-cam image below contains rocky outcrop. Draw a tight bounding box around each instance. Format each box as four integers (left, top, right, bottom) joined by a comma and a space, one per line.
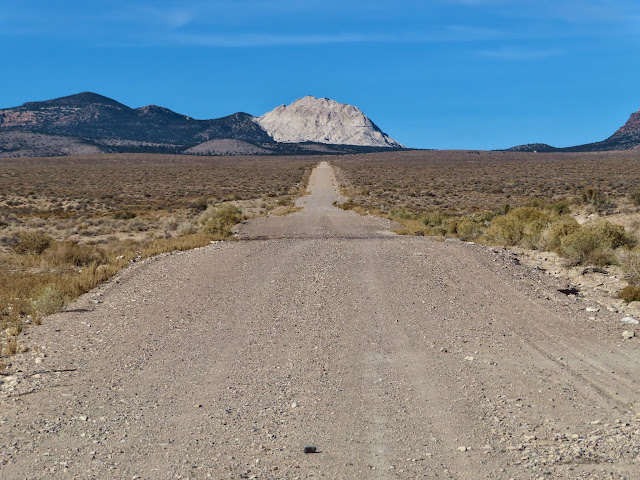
255, 96, 403, 148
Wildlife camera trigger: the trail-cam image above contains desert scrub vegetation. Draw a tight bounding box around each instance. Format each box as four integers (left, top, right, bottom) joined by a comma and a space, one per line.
618, 247, 640, 285
198, 203, 244, 237
334, 149, 640, 298
332, 150, 640, 214
0, 154, 316, 369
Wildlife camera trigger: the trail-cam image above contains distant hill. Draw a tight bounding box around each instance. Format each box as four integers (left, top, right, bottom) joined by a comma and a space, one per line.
505, 143, 557, 153
0, 92, 406, 158
254, 96, 403, 148
507, 108, 640, 152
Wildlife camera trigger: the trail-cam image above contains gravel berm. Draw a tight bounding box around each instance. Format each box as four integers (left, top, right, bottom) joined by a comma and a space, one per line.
1, 162, 639, 479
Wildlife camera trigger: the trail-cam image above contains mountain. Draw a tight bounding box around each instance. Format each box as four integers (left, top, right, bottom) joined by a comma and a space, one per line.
0, 92, 264, 146
507, 108, 640, 152
0, 92, 405, 158
505, 143, 558, 153
255, 96, 403, 148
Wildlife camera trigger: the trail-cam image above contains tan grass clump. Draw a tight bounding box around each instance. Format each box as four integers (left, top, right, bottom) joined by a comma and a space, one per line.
618, 247, 640, 285
199, 204, 244, 237
43, 241, 107, 267
618, 285, 640, 303
32, 285, 65, 316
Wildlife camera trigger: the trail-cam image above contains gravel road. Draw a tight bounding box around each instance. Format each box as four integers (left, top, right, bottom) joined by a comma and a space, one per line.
1, 162, 639, 479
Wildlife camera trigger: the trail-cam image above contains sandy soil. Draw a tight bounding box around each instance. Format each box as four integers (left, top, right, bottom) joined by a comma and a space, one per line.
1, 162, 639, 479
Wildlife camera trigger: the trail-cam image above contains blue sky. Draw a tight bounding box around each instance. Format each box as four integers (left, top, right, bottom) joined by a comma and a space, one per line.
1, 0, 639, 149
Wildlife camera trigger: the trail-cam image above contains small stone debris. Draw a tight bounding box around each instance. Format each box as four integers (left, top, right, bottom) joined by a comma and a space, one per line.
291, 402, 298, 408
457, 446, 468, 452
585, 306, 599, 312
621, 316, 639, 325
622, 330, 635, 340
558, 287, 580, 296
463, 356, 474, 362
582, 266, 608, 275
303, 446, 317, 454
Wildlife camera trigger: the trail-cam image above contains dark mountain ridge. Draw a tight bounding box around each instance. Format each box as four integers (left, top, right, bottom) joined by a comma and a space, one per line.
507, 108, 640, 152
0, 92, 406, 158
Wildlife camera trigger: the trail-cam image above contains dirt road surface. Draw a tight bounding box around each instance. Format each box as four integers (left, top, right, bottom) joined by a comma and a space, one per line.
1, 162, 639, 479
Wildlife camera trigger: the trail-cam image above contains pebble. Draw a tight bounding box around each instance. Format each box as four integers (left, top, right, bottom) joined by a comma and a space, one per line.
457, 446, 468, 452
621, 316, 639, 325
585, 306, 599, 312
622, 330, 635, 340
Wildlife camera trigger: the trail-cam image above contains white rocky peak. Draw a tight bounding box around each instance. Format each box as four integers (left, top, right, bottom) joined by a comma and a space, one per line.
254, 96, 403, 148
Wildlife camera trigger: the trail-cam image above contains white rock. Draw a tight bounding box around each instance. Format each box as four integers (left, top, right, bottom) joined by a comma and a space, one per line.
622, 330, 635, 339
254, 96, 403, 148
621, 317, 639, 325
457, 446, 468, 452
586, 306, 599, 312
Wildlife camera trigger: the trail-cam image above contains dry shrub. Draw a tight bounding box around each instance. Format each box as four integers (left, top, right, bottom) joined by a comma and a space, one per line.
455, 218, 486, 241
421, 211, 452, 236
32, 285, 65, 316
550, 200, 571, 215
142, 233, 212, 257
60, 262, 118, 297
178, 221, 197, 235
199, 204, 243, 237
628, 187, 640, 207
484, 207, 552, 247
43, 241, 107, 267
162, 216, 179, 232
540, 217, 581, 251
581, 187, 611, 212
113, 210, 137, 220
13, 231, 52, 254
618, 285, 640, 303
4, 337, 18, 355
560, 221, 635, 266
618, 247, 640, 285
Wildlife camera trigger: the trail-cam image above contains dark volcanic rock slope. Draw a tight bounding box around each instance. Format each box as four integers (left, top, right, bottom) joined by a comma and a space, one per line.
0, 92, 270, 147
508, 107, 640, 152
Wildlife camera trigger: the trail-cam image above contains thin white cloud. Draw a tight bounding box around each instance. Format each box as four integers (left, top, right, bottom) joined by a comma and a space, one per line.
171, 32, 380, 47
130, 25, 506, 48
478, 46, 563, 60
